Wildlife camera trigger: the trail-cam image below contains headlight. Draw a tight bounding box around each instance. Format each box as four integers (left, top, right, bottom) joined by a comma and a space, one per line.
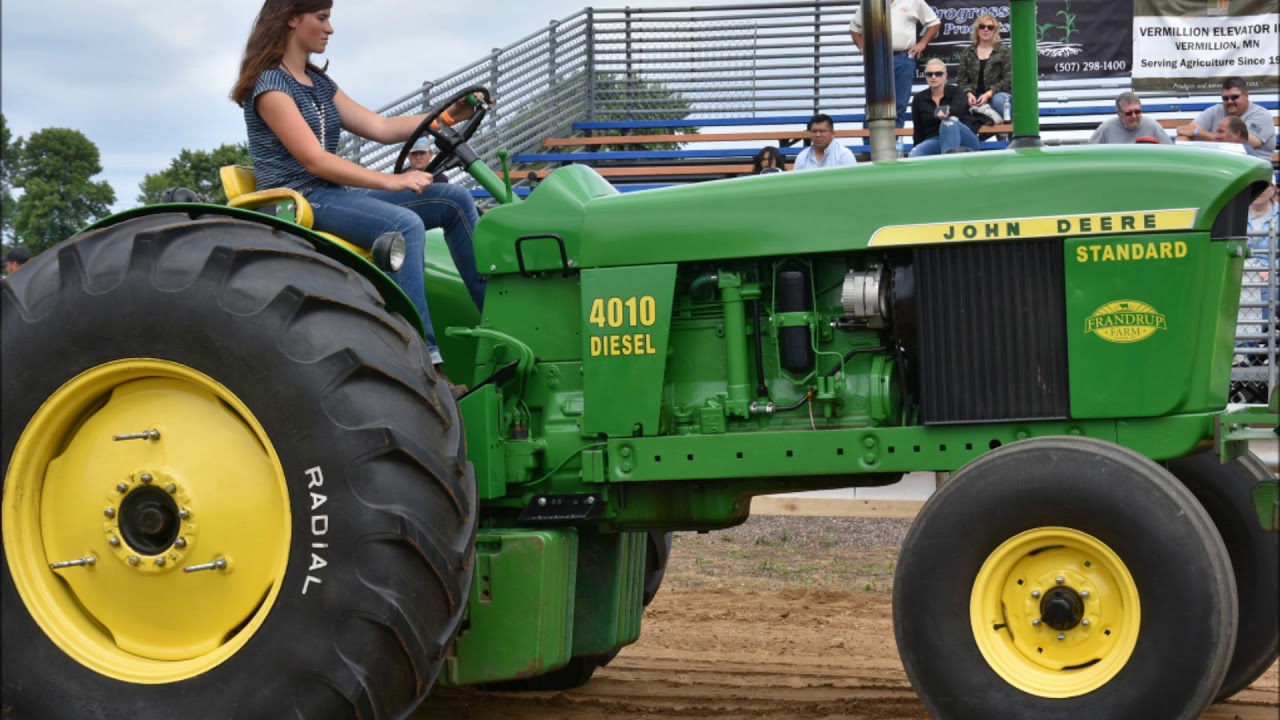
371, 231, 407, 273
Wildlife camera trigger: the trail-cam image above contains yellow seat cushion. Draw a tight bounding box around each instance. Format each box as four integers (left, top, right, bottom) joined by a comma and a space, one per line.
218, 166, 371, 261
219, 165, 314, 229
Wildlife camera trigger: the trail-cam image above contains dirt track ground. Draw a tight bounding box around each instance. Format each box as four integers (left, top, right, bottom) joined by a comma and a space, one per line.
421, 515, 1279, 719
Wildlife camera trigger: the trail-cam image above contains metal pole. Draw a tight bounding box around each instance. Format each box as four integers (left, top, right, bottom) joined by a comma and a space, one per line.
1008, 0, 1043, 147
419, 81, 434, 115
626, 7, 634, 118
489, 48, 503, 149
862, 0, 897, 163
812, 5, 822, 117
585, 7, 597, 126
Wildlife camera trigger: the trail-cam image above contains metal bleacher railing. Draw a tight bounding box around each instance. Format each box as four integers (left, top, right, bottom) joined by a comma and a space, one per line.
339, 0, 1278, 399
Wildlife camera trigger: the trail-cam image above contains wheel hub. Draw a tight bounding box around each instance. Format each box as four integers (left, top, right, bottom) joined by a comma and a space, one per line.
1040, 586, 1085, 631
119, 486, 180, 555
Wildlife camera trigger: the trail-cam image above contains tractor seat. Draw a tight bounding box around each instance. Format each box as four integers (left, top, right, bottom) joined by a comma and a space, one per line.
218, 166, 372, 261
219, 166, 319, 228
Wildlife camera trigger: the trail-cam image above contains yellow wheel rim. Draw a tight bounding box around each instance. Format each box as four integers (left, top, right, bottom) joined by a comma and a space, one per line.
970, 527, 1140, 698
3, 360, 290, 683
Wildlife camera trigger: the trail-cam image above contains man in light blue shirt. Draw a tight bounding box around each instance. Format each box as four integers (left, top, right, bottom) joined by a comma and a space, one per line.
794, 114, 858, 171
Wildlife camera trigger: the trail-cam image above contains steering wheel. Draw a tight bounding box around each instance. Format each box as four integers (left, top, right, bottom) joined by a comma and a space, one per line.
393, 86, 492, 176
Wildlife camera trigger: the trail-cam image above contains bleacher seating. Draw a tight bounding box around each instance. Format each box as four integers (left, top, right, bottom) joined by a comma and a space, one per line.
507, 100, 1279, 194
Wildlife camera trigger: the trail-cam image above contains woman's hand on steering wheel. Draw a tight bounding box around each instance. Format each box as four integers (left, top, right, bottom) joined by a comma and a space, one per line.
393, 86, 494, 176
385, 170, 433, 194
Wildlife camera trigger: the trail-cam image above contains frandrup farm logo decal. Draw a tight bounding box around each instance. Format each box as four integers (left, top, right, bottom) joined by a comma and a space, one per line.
1085, 300, 1168, 343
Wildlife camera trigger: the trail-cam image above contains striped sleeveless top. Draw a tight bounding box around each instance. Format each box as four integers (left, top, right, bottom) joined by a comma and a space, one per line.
244, 68, 341, 192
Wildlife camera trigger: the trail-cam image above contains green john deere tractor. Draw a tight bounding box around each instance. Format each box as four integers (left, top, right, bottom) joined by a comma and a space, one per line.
3, 1, 1276, 718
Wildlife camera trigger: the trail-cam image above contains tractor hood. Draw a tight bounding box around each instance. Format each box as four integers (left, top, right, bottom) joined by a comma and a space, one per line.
474, 146, 1271, 274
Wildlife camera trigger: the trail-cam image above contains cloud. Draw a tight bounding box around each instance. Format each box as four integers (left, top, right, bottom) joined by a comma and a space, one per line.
1, 0, 707, 217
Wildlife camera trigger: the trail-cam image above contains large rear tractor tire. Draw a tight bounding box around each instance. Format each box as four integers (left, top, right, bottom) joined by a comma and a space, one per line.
2, 212, 477, 719
894, 437, 1236, 720
1167, 451, 1279, 701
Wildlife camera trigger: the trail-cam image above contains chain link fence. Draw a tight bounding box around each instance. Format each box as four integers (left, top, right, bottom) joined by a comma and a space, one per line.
1234, 227, 1278, 404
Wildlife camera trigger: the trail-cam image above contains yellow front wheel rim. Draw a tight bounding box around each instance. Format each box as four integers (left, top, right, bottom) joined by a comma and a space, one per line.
3, 360, 291, 683
970, 527, 1140, 698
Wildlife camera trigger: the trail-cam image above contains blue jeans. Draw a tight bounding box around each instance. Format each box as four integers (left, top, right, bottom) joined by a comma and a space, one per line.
893, 54, 917, 128
304, 183, 485, 364
989, 92, 1011, 121
909, 119, 982, 157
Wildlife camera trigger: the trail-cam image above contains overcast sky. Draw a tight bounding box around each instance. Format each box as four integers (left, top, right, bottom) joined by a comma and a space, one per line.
1, 0, 706, 212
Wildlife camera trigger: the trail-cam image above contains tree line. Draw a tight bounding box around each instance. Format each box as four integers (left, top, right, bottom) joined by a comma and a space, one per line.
1, 113, 249, 257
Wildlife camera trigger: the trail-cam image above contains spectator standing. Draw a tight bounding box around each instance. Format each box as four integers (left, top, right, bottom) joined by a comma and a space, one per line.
957, 13, 1011, 127
849, 1, 941, 128
794, 115, 858, 170
1175, 77, 1276, 160
1090, 93, 1172, 145
752, 146, 786, 174
4, 247, 31, 276
401, 136, 451, 185
909, 59, 981, 157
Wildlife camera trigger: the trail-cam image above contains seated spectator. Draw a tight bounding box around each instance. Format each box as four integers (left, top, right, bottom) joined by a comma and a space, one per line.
401, 137, 450, 185
1090, 93, 1171, 145
794, 114, 857, 171
957, 13, 1010, 128
1218, 116, 1250, 146
1176, 77, 1277, 160
909, 59, 981, 157
752, 146, 786, 174
4, 246, 31, 276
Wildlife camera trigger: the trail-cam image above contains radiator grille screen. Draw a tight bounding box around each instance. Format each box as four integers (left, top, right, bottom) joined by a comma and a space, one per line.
915, 240, 1070, 424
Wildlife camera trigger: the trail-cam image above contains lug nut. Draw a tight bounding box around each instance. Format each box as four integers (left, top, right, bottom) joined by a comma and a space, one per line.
1031, 590, 1041, 599
174, 538, 187, 549
108, 536, 120, 547
116, 483, 129, 493
1055, 576, 1065, 585
1057, 633, 1066, 641
128, 555, 141, 566
104, 507, 116, 519
1082, 619, 1091, 627
164, 483, 177, 494
155, 557, 166, 567
1031, 618, 1041, 627
1080, 590, 1090, 598
178, 509, 191, 520
140, 473, 153, 484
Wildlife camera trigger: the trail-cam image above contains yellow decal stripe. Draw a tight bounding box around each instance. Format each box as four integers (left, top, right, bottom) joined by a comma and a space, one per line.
869, 209, 1198, 247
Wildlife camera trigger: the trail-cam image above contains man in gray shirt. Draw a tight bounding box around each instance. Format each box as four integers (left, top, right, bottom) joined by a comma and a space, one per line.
1090, 92, 1172, 145
1176, 77, 1276, 160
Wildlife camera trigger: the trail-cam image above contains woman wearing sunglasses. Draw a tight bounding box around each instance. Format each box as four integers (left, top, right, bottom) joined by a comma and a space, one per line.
909, 59, 982, 157
956, 13, 1011, 127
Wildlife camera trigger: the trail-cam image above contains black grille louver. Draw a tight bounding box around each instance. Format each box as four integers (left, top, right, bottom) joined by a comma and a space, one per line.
1211, 182, 1268, 240
913, 240, 1070, 424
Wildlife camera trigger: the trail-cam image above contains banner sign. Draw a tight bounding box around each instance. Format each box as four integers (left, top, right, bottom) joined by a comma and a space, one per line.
925, 1, 1133, 80
1132, 0, 1280, 93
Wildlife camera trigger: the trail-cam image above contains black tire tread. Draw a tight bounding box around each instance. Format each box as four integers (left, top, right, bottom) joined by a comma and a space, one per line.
2, 212, 476, 720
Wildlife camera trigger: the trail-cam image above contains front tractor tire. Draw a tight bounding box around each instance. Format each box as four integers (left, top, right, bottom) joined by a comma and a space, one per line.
1167, 451, 1279, 701
2, 212, 477, 719
894, 437, 1236, 720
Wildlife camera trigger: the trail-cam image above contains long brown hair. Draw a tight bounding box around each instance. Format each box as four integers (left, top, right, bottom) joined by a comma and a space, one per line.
230, 0, 333, 106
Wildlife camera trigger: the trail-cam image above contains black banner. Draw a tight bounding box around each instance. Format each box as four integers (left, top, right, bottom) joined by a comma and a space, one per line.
925, 1, 1133, 79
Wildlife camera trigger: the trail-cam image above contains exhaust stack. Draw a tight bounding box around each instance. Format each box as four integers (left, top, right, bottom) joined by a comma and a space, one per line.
1008, 0, 1043, 148
861, 0, 897, 163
